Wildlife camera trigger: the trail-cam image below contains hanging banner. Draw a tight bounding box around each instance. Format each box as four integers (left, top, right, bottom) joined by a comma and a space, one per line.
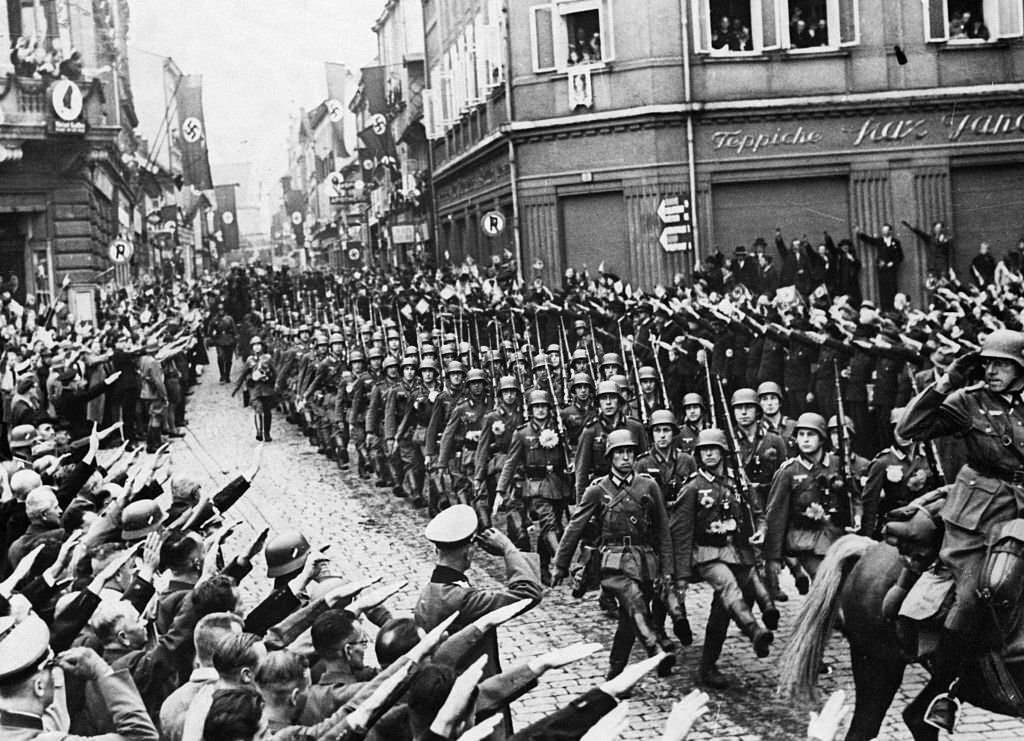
175, 75, 214, 190
214, 185, 239, 254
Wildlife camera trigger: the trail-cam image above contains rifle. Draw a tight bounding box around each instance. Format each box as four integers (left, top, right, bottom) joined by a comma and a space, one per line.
831, 360, 856, 529
546, 364, 574, 471
702, 352, 718, 427
619, 318, 648, 425
557, 314, 572, 405
653, 333, 670, 409
714, 376, 757, 538
906, 366, 948, 485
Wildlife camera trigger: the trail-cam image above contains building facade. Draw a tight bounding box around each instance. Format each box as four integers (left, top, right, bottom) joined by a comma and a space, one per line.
424, 0, 1024, 302
1, 0, 138, 310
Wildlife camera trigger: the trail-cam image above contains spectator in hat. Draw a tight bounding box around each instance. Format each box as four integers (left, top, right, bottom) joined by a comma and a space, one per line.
728, 246, 759, 292
53, 366, 122, 442
9, 374, 43, 429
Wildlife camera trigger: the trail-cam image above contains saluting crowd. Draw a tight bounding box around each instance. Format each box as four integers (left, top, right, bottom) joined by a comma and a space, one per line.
2, 223, 1021, 740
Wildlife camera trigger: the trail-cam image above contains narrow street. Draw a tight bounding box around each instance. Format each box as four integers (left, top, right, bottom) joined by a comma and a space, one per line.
172, 370, 1024, 740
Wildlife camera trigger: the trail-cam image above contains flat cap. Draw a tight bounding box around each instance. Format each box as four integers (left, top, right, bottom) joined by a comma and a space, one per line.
0, 613, 50, 683
424, 504, 478, 546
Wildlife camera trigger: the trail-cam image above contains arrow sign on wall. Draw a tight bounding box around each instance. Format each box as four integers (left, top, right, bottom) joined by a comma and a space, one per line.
659, 225, 693, 252
657, 196, 691, 224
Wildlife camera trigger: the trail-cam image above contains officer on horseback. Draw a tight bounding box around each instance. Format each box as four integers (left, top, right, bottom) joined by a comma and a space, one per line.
896, 328, 1024, 731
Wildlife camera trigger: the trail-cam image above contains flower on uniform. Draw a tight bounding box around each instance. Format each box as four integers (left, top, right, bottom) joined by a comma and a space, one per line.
539, 428, 559, 448
492, 420, 506, 436
700, 493, 716, 509
803, 502, 827, 521
708, 518, 738, 534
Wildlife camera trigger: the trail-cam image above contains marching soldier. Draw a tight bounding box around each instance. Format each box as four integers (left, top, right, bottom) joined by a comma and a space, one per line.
497, 389, 573, 585
731, 388, 788, 511
436, 368, 491, 506
599, 353, 624, 381
673, 428, 775, 691
676, 392, 706, 454
303, 332, 344, 459
757, 381, 797, 451
635, 409, 695, 649
384, 355, 427, 507
474, 375, 524, 527
552, 429, 676, 679
411, 357, 445, 514
425, 360, 466, 493
366, 355, 400, 490
635, 366, 662, 420
858, 408, 932, 538
561, 372, 595, 450
348, 346, 383, 478
574, 380, 649, 501
233, 335, 277, 442
762, 412, 846, 582
826, 415, 871, 532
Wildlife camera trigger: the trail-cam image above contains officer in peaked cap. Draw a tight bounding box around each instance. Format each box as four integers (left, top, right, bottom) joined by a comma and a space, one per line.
416, 503, 542, 738
0, 613, 156, 739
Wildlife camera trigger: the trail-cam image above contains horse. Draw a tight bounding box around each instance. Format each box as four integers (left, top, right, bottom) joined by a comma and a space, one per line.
777, 531, 1024, 741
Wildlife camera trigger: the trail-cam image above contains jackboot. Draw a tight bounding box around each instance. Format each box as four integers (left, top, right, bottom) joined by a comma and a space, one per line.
762, 562, 789, 602
923, 631, 969, 733
262, 411, 273, 442
697, 595, 731, 688
731, 601, 774, 658
632, 610, 675, 677
750, 571, 780, 630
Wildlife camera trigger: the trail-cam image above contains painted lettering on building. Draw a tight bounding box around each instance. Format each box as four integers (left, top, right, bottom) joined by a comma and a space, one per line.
944, 112, 1024, 141
851, 118, 928, 146
710, 126, 823, 155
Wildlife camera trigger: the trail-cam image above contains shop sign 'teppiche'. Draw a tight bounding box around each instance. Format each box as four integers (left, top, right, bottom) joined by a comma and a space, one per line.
705, 108, 1024, 157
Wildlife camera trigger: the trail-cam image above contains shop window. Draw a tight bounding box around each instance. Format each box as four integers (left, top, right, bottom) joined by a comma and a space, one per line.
530, 0, 613, 73
694, 0, 859, 54
925, 0, 1023, 42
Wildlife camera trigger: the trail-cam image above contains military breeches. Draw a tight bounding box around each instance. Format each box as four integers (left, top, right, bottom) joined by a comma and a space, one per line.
939, 521, 987, 633
697, 561, 755, 611
532, 497, 569, 543
395, 438, 425, 496
601, 572, 652, 616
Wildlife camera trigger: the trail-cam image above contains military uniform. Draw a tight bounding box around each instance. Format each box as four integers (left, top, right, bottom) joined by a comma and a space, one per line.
384, 376, 427, 504
764, 451, 844, 577
574, 413, 648, 500
347, 366, 378, 476
554, 466, 675, 676
437, 392, 490, 506
233, 346, 277, 442
860, 444, 933, 538
474, 401, 524, 526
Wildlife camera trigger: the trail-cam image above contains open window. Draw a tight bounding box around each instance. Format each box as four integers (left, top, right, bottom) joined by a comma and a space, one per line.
530, 0, 613, 73
925, 0, 1024, 42
694, 0, 859, 54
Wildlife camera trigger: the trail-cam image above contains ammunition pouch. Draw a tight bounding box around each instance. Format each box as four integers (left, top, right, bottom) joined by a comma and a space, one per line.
979, 519, 1024, 612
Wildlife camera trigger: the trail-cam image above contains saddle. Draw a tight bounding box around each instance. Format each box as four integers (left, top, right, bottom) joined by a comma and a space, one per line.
884, 491, 1024, 715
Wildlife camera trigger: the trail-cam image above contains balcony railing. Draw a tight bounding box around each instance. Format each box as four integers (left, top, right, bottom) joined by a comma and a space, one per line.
0, 73, 108, 134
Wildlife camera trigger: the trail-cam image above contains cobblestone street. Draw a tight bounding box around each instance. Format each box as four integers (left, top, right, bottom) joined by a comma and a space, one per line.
171, 371, 1024, 740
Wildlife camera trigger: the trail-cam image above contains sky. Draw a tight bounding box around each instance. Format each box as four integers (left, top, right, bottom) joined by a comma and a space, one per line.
129, 0, 382, 203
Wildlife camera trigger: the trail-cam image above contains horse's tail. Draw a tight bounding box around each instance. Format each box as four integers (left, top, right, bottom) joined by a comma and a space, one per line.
777, 533, 875, 701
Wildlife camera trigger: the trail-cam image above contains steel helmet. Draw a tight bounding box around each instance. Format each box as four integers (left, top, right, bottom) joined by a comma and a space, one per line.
329, 333, 344, 345
349, 350, 365, 363
532, 353, 550, 370
314, 333, 329, 346
498, 375, 520, 392
795, 412, 828, 438
649, 409, 679, 430
265, 531, 311, 577
546, 343, 561, 355
757, 381, 783, 398
404, 345, 419, 358
400, 355, 419, 369
979, 329, 1024, 368
730, 388, 759, 407
571, 372, 595, 389
682, 393, 704, 407
420, 343, 437, 356
419, 357, 439, 372
299, 323, 311, 335
600, 353, 624, 369
604, 429, 638, 456
596, 380, 621, 398
251, 335, 264, 347
571, 348, 590, 363
367, 346, 384, 360
527, 389, 553, 407
511, 352, 527, 365
458, 341, 473, 355
121, 500, 165, 541
611, 374, 630, 396
382, 355, 399, 371
446, 360, 466, 376
466, 368, 487, 384
440, 343, 456, 356
370, 330, 385, 343
694, 428, 728, 450
386, 328, 401, 340
827, 415, 855, 434
638, 366, 658, 382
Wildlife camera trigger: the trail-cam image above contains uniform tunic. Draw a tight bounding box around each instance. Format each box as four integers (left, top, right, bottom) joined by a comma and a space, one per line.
764, 452, 844, 567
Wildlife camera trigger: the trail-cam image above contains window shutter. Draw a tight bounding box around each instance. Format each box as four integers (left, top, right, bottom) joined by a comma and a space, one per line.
693, 0, 711, 53
760, 0, 780, 50
531, 5, 556, 71
839, 0, 859, 45
924, 0, 949, 42
423, 89, 443, 139
996, 0, 1024, 38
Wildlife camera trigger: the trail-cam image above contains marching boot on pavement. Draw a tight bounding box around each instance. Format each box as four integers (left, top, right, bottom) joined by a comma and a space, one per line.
673, 428, 774, 662
553, 429, 676, 679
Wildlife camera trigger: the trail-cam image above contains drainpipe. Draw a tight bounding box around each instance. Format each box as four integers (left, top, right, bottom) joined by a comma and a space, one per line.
680, 0, 700, 272
502, 0, 524, 285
